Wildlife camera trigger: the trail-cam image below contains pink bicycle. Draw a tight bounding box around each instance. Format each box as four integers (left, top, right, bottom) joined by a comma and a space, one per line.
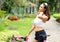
7, 35, 28, 42
7, 35, 50, 42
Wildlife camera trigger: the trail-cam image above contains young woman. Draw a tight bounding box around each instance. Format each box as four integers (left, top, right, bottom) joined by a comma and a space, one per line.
27, 3, 50, 42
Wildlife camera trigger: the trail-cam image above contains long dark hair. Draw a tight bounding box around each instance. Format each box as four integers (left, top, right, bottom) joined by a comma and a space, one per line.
43, 3, 50, 21
37, 3, 50, 21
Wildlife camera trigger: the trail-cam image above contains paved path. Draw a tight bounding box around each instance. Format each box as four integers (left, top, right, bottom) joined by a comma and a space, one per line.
28, 18, 60, 42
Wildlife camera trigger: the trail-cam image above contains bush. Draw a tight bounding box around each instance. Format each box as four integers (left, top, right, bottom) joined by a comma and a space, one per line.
23, 14, 36, 18
53, 13, 60, 22
0, 30, 20, 42
53, 14, 60, 18
0, 10, 6, 18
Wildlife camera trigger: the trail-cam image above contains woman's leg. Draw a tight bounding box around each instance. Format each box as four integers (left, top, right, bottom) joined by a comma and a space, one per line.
33, 39, 38, 42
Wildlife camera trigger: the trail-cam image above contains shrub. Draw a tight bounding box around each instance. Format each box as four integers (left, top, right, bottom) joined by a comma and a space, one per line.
24, 14, 36, 18
53, 14, 60, 18
0, 10, 6, 18
0, 30, 20, 41
53, 13, 60, 22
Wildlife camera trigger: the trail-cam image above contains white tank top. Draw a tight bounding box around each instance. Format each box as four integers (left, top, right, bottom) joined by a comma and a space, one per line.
32, 17, 45, 28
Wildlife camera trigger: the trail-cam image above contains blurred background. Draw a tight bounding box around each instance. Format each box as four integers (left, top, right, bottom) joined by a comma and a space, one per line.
0, 0, 60, 42
0, 0, 60, 15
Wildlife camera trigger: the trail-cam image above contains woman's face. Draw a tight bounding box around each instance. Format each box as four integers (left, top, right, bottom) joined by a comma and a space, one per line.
39, 4, 45, 12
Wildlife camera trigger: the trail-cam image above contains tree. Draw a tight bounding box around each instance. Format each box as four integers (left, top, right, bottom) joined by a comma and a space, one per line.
2, 0, 24, 13
0, 0, 5, 10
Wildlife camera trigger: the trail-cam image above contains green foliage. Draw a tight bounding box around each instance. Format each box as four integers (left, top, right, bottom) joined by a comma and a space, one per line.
49, 0, 55, 11
0, 30, 20, 42
0, 17, 34, 35
19, 0, 24, 6
0, 17, 34, 41
3, 0, 20, 13
23, 14, 36, 18
0, 10, 6, 18
53, 13, 60, 18
53, 13, 60, 22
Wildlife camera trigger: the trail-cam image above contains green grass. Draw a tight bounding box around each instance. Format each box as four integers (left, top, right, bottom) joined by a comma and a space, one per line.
0, 18, 34, 41
10, 18, 34, 36
0, 18, 34, 35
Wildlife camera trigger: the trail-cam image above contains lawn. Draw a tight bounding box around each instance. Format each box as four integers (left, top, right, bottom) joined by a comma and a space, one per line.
0, 18, 34, 42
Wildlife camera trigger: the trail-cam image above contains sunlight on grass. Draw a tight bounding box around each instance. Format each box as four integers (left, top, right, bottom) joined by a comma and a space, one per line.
0, 18, 34, 36
0, 18, 34, 41
12, 18, 34, 36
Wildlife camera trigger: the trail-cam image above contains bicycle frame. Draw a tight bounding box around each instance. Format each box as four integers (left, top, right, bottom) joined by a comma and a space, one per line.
12, 35, 28, 42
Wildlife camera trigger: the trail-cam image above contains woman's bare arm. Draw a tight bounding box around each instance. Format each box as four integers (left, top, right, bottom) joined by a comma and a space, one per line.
27, 25, 35, 36
37, 13, 48, 21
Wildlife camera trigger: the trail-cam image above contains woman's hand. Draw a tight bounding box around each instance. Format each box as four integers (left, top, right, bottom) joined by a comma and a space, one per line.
37, 12, 48, 22
37, 12, 43, 17
39, 12, 43, 16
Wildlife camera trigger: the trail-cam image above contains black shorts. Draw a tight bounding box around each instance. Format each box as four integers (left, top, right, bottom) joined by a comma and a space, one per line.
35, 30, 47, 42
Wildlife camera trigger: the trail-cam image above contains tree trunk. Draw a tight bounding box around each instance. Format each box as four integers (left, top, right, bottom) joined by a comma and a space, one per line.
0, 0, 5, 10
54, 0, 58, 12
